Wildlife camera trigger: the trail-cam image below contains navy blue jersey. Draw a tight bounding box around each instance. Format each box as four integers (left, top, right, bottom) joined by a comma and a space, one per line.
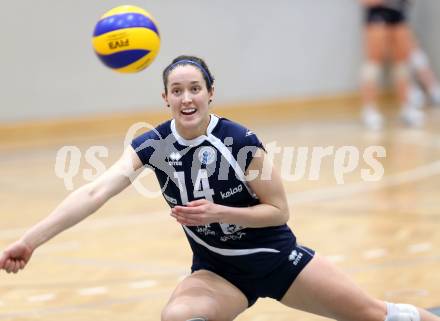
131, 115, 296, 277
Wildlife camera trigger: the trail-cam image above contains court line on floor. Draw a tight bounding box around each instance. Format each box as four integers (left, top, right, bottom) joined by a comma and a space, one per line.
362, 248, 388, 260
78, 286, 108, 296
27, 293, 56, 303
129, 280, 158, 289
408, 242, 433, 253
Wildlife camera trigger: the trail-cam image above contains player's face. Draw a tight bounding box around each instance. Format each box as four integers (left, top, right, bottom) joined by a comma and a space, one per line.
163, 65, 213, 139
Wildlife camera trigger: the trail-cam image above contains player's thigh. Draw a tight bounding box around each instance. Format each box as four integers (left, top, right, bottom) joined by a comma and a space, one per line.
364, 24, 389, 61
389, 24, 413, 62
280, 254, 386, 321
161, 269, 248, 321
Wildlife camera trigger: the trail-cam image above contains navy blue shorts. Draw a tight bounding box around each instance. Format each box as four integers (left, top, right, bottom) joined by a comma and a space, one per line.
365, 6, 407, 25
191, 244, 315, 307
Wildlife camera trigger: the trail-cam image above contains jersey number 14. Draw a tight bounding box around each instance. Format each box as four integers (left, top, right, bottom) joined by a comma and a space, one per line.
174, 169, 214, 204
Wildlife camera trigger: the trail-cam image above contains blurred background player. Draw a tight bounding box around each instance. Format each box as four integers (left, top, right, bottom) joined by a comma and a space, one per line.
360, 0, 424, 129
408, 39, 440, 108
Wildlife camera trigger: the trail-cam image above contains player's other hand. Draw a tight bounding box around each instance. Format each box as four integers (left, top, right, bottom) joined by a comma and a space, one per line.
0, 240, 34, 274
171, 199, 222, 226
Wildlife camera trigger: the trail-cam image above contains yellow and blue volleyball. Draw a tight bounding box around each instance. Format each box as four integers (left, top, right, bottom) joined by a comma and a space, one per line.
92, 5, 160, 73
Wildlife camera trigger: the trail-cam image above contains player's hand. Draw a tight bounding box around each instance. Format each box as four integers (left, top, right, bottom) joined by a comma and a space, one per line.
0, 240, 34, 274
171, 199, 223, 226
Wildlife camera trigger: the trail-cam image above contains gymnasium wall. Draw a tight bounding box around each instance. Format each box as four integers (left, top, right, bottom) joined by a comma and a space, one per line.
0, 0, 437, 123
411, 0, 440, 73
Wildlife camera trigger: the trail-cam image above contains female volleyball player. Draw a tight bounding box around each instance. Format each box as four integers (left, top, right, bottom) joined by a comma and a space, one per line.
409, 39, 440, 107
360, 0, 424, 129
1, 55, 438, 321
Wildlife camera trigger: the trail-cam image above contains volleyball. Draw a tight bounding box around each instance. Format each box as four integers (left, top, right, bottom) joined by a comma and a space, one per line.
92, 5, 160, 73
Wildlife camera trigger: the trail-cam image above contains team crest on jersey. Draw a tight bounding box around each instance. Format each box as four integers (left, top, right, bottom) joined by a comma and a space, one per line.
198, 146, 216, 165
166, 152, 182, 166
219, 223, 244, 235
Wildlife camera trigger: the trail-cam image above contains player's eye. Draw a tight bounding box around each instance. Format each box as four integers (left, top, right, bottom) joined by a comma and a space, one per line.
192, 86, 201, 93
171, 88, 181, 95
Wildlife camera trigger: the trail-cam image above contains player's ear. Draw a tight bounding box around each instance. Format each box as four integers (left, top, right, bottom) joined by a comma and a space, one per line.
162, 92, 170, 107
208, 86, 215, 105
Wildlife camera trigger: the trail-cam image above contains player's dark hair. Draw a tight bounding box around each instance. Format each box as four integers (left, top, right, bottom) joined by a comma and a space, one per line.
163, 55, 215, 94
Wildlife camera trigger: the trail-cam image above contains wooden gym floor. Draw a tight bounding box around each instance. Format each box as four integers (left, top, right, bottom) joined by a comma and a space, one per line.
0, 98, 439, 320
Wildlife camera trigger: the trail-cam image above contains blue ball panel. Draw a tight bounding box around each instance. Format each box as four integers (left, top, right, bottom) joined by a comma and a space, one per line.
97, 49, 150, 69
93, 13, 159, 37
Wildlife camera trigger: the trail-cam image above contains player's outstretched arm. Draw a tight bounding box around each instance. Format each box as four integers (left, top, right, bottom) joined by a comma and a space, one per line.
0, 146, 143, 274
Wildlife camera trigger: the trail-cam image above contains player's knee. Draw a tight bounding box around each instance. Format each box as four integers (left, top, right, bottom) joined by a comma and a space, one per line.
385, 303, 420, 321
361, 62, 381, 84
161, 303, 212, 321
392, 63, 410, 83
410, 49, 429, 71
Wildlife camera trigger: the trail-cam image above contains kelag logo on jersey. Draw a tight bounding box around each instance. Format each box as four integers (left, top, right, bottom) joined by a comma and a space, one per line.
220, 184, 243, 199
198, 147, 216, 165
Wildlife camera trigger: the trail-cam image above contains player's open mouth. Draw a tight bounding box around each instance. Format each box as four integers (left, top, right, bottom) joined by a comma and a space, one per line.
181, 108, 197, 116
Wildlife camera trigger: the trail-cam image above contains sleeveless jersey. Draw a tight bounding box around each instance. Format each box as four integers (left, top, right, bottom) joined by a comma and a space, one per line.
131, 114, 296, 276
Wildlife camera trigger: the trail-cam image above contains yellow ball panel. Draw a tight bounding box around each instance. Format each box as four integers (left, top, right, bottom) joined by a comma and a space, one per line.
92, 27, 160, 55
